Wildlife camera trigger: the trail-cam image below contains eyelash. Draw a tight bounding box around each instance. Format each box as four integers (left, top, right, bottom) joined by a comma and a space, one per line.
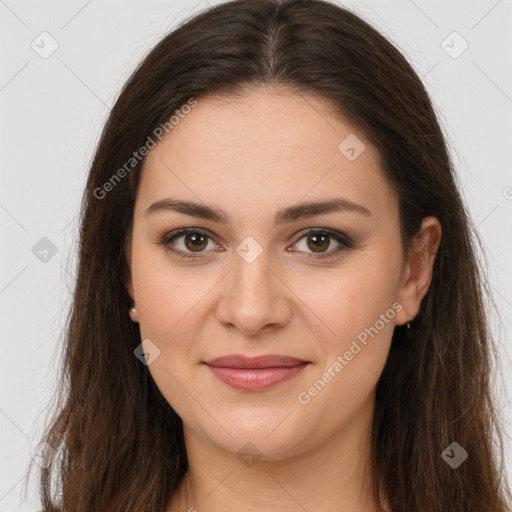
159, 227, 353, 261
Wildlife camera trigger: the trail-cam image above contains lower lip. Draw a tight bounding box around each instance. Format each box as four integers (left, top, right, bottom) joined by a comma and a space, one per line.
205, 363, 309, 391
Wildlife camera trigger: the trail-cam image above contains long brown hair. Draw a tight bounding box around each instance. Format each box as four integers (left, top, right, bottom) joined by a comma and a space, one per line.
26, 0, 511, 510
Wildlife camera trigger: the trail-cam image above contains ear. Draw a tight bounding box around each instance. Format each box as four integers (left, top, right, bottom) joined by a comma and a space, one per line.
395, 216, 442, 326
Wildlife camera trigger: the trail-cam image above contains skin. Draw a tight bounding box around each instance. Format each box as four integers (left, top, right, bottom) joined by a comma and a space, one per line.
125, 87, 442, 512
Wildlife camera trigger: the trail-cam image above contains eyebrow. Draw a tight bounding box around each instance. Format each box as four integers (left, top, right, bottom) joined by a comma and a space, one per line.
144, 197, 371, 225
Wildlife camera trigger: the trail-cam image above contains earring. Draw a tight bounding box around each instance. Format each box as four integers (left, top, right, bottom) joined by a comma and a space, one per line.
128, 301, 139, 323
406, 321, 411, 329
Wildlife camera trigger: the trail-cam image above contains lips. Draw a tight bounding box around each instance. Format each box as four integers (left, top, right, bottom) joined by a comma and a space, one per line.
203, 354, 310, 391
203, 354, 309, 369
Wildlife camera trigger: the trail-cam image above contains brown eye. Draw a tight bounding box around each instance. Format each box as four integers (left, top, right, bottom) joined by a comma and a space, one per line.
305, 233, 331, 253
183, 232, 209, 252
161, 228, 218, 259
291, 228, 352, 260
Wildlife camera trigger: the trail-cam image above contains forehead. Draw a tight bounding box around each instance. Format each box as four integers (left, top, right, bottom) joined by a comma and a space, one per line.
136, 89, 398, 228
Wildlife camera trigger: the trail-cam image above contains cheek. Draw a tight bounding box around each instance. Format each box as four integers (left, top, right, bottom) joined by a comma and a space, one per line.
299, 258, 400, 346
131, 242, 213, 340
131, 261, 212, 421
293, 269, 397, 438
292, 257, 399, 419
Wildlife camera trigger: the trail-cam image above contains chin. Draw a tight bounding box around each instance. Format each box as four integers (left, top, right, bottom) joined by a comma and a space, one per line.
198, 408, 314, 461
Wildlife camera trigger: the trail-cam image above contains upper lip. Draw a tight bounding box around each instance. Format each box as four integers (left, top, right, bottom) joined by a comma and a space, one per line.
203, 354, 309, 369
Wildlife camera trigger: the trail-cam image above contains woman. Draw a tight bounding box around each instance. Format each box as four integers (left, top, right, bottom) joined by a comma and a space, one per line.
29, 0, 511, 510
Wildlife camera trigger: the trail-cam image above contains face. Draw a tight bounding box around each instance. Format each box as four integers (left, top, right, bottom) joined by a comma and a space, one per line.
125, 88, 435, 460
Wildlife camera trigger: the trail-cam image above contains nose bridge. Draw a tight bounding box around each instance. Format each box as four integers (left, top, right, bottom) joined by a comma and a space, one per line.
218, 238, 290, 334
233, 244, 273, 299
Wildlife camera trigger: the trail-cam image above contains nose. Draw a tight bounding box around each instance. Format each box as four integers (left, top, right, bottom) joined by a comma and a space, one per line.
216, 249, 292, 336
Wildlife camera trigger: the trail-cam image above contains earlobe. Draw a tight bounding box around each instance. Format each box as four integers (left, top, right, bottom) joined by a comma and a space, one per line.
125, 278, 139, 323
129, 302, 139, 323
395, 216, 442, 326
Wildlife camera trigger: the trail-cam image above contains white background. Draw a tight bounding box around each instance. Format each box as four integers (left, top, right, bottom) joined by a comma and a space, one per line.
1, 0, 511, 510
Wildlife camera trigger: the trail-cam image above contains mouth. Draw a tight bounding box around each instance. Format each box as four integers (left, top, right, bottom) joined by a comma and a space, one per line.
203, 353, 310, 391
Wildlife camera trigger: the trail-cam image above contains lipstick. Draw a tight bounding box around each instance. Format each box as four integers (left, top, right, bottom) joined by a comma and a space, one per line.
203, 354, 309, 391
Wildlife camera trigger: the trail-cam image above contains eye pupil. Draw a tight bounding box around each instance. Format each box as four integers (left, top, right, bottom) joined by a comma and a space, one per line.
308, 234, 330, 253
185, 233, 208, 251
